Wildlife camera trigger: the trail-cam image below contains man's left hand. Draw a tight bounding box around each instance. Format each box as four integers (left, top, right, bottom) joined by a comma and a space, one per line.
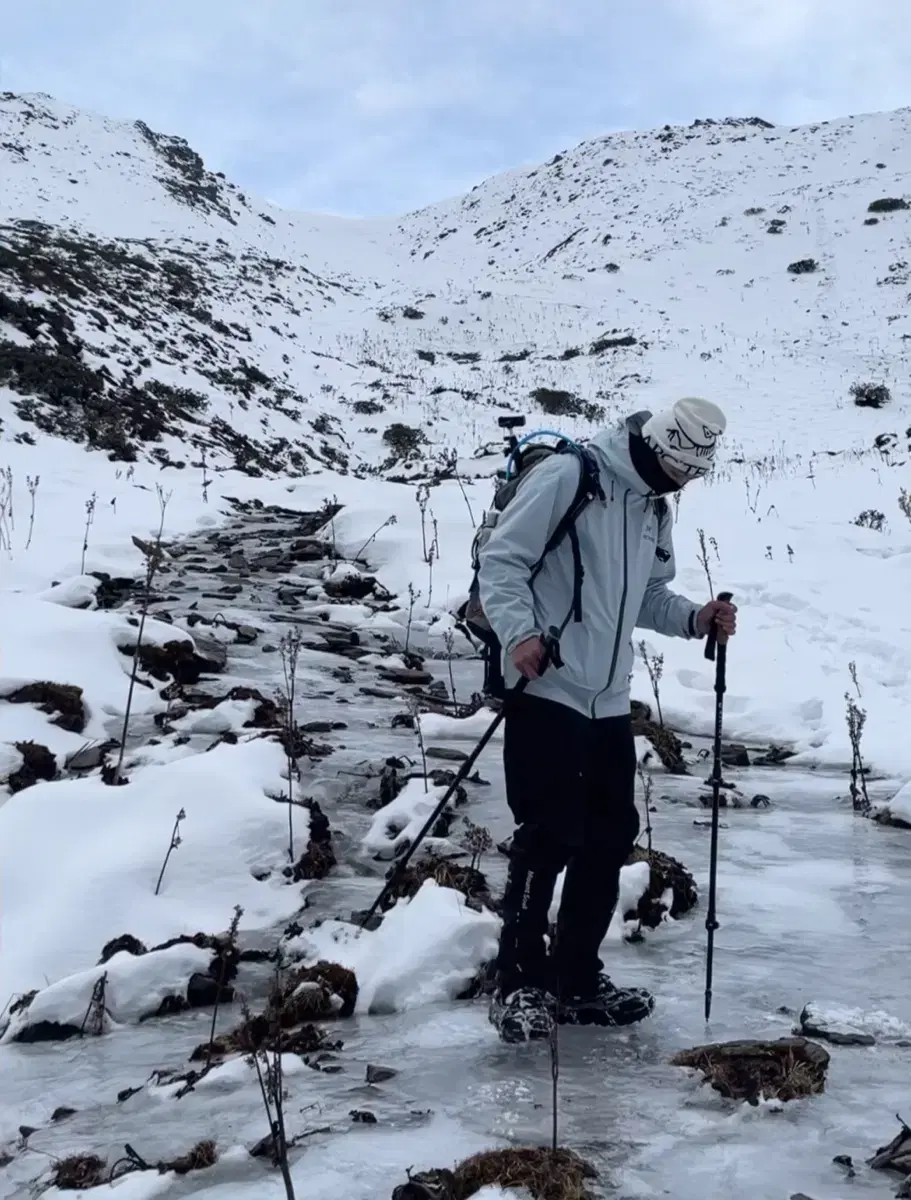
696, 598, 737, 640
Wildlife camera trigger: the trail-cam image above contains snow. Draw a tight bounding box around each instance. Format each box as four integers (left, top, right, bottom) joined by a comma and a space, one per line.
297, 880, 500, 1014
875, 779, 911, 827
361, 776, 451, 859
44, 1175, 174, 1200
419, 708, 503, 742
0, 737, 305, 998
0, 591, 194, 748
1, 943, 212, 1041
1, 89, 911, 1200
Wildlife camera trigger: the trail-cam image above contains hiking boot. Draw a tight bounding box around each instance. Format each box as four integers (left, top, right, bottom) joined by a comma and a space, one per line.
556, 974, 655, 1028
489, 985, 555, 1044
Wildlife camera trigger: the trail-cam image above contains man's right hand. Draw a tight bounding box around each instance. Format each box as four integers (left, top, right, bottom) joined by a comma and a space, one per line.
512, 635, 546, 680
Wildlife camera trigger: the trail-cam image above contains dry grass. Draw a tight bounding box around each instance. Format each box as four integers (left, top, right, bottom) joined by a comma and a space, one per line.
273, 961, 358, 1021
630, 714, 688, 774
52, 1154, 107, 1189
455, 1147, 597, 1200
670, 1037, 829, 1102
381, 851, 493, 913
625, 846, 698, 926
165, 1139, 218, 1174
190, 1013, 335, 1061
393, 1148, 598, 1200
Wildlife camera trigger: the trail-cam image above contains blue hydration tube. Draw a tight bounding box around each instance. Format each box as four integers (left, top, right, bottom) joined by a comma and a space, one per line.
504, 429, 584, 479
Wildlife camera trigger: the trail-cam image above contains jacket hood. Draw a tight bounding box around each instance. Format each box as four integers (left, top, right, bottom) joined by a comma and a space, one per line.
587, 410, 654, 495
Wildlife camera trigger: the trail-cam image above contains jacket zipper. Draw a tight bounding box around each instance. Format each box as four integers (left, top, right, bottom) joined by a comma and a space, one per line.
589, 488, 630, 717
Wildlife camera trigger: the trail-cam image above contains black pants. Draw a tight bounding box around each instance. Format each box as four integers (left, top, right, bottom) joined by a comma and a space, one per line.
496, 691, 639, 998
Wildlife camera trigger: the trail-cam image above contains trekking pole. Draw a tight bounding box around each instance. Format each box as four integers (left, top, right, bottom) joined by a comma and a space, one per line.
703, 591, 732, 1023
359, 628, 563, 930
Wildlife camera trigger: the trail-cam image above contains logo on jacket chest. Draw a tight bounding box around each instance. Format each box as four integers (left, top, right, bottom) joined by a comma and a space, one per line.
642, 513, 670, 562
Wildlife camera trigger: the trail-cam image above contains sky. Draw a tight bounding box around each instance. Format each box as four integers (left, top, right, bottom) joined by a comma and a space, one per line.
3, 0, 909, 218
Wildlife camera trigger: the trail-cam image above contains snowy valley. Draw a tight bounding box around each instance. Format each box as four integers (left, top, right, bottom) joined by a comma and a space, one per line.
1, 89, 911, 1199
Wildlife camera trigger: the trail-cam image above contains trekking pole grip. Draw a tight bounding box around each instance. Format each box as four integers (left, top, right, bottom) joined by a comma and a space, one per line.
704, 591, 733, 662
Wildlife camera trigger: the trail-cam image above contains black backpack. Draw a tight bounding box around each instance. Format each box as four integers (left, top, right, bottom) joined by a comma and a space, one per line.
457, 434, 605, 698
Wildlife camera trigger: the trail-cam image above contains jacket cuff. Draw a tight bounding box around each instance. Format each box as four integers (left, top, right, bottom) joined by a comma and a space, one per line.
505, 627, 543, 656
688, 607, 705, 639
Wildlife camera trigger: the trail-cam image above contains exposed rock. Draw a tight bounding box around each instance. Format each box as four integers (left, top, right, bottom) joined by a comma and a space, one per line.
427, 745, 469, 762
721, 742, 750, 767
753, 744, 796, 766
119, 638, 215, 684
189, 632, 229, 673
2, 680, 86, 733
625, 846, 698, 926
11, 1017, 84, 1044
670, 1036, 829, 1103
65, 739, 117, 772
350, 1108, 378, 1124
185, 971, 234, 1009
7, 739, 57, 792
868, 1115, 911, 1179
797, 1001, 876, 1046
378, 667, 434, 686
366, 1064, 398, 1084
324, 573, 377, 600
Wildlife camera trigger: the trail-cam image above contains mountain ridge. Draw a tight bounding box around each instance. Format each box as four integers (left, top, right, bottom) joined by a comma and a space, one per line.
2, 89, 909, 483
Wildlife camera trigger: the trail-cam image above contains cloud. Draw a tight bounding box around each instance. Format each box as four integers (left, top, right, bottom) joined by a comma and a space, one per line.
3, 0, 909, 216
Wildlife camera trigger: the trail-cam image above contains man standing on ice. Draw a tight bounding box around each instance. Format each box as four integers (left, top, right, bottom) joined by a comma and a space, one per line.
477, 398, 737, 1043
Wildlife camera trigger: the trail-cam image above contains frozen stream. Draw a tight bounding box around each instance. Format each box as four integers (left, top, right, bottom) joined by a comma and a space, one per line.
1, 507, 909, 1200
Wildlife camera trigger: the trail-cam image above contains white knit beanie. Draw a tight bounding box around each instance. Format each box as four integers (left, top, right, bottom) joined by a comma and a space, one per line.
640, 398, 726, 480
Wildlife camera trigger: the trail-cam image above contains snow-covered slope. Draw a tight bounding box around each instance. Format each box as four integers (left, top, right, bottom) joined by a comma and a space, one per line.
3, 92, 910, 481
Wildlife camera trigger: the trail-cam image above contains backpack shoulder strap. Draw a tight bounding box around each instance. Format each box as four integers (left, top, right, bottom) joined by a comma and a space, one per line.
529, 443, 605, 622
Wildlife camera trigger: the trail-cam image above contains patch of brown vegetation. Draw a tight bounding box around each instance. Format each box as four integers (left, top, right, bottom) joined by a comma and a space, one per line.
52, 1153, 107, 1189
98, 934, 148, 964
277, 724, 334, 759
670, 1036, 829, 1103
631, 714, 688, 774
394, 1147, 598, 1200
379, 851, 494, 914
190, 1013, 336, 1062
8, 739, 57, 792
164, 1138, 218, 1174
286, 801, 336, 881
625, 846, 698, 926
274, 960, 358, 1022
2, 681, 86, 733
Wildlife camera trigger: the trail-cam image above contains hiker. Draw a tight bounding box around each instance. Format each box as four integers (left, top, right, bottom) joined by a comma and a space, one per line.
476, 398, 737, 1043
